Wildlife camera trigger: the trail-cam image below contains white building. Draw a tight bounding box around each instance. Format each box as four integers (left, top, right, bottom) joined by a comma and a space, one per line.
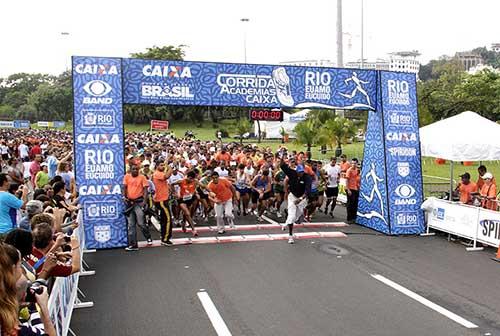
280, 59, 336, 68
345, 50, 420, 76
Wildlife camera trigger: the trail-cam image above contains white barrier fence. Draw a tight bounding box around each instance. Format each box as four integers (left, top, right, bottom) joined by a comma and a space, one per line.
48, 212, 94, 336
424, 198, 500, 251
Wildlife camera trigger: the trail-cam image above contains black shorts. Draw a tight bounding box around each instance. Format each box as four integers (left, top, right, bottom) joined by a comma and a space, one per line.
251, 191, 273, 203
178, 198, 195, 207
326, 187, 339, 198
2, 154, 8, 160
197, 188, 209, 200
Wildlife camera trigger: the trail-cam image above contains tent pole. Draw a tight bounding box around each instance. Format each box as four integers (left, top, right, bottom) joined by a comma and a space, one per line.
449, 161, 454, 201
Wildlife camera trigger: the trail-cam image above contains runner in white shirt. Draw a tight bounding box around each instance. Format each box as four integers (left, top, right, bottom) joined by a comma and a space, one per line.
18, 142, 29, 161
324, 157, 341, 217
214, 161, 229, 178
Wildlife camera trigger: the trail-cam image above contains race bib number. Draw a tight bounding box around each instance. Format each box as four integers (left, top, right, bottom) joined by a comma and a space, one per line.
183, 193, 193, 201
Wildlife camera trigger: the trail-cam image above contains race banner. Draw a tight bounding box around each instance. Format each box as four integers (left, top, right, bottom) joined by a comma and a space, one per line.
380, 71, 425, 234
72, 56, 127, 249
122, 59, 378, 110
150, 119, 169, 131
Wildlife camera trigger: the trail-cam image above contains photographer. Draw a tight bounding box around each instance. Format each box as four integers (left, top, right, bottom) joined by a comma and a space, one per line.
27, 223, 80, 279
1, 243, 56, 336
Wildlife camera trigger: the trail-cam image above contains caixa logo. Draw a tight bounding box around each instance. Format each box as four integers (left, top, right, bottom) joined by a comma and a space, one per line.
75, 63, 119, 75
85, 201, 119, 220
394, 184, 416, 205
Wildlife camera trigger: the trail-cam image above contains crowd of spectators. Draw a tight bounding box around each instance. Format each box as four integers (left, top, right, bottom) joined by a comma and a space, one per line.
0, 129, 79, 336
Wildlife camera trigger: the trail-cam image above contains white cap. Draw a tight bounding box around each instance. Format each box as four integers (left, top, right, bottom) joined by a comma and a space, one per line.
141, 160, 150, 166
483, 172, 493, 180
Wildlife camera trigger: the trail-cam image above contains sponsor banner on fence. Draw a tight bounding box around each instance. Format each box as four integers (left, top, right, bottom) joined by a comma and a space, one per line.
0, 121, 14, 128
72, 56, 127, 249
477, 207, 500, 247
13, 120, 30, 128
427, 199, 479, 239
48, 213, 84, 336
122, 58, 378, 110
150, 119, 169, 131
380, 71, 424, 234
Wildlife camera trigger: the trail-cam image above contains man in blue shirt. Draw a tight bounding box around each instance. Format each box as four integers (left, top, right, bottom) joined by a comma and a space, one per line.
0, 173, 29, 234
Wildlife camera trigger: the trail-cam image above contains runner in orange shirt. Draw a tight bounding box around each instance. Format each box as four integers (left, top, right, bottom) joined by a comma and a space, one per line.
345, 158, 361, 223
455, 172, 478, 205
479, 172, 498, 211
207, 172, 236, 234
170, 171, 201, 236
152, 160, 173, 245
123, 164, 153, 251
339, 154, 351, 178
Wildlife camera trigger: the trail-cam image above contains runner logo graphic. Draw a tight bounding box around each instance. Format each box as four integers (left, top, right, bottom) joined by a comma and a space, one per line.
272, 67, 294, 107
397, 162, 410, 177
357, 163, 387, 224
339, 72, 372, 108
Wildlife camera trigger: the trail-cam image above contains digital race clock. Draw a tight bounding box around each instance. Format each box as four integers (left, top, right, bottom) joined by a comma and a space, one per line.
249, 109, 284, 122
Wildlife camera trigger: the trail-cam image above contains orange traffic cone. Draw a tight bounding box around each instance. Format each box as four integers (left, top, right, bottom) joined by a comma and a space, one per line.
493, 245, 500, 263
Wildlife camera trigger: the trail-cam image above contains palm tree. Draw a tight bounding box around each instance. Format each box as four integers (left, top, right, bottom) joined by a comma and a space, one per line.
234, 118, 252, 144
318, 117, 357, 157
294, 118, 320, 159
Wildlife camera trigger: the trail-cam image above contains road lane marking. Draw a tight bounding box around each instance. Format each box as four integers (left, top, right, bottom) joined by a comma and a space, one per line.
138, 231, 347, 247
173, 221, 348, 233
371, 274, 478, 329
197, 291, 232, 336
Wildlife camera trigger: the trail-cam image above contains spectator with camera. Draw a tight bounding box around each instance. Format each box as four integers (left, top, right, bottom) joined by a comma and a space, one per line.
27, 222, 81, 279
0, 243, 56, 336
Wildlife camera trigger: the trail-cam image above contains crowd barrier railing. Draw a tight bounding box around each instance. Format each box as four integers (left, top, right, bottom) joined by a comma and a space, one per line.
422, 198, 500, 252
47, 211, 94, 336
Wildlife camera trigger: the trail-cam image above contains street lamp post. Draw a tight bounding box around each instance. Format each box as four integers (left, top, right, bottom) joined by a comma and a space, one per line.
60, 32, 71, 71
360, 0, 364, 69
240, 18, 249, 63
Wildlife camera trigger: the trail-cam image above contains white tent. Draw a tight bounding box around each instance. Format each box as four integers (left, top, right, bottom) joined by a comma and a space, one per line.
254, 109, 310, 139
420, 111, 500, 161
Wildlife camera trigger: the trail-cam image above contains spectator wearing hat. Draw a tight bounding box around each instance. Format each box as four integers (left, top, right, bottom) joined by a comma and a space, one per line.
479, 172, 497, 211
35, 163, 49, 189
140, 160, 153, 179
477, 165, 496, 192
18, 200, 44, 231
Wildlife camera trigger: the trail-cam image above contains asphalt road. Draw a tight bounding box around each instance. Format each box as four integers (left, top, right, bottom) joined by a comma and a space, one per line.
71, 206, 500, 336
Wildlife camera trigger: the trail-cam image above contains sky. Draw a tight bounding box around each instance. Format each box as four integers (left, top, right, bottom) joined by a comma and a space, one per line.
0, 0, 499, 77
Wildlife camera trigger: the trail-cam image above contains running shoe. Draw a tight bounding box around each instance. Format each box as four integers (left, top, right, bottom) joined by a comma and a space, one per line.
125, 246, 139, 251
161, 240, 174, 246
217, 229, 225, 234
288, 236, 295, 244
147, 238, 153, 246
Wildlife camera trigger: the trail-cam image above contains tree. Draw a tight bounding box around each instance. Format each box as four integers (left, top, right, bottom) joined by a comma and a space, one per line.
294, 118, 320, 159
130, 45, 185, 60
318, 117, 357, 156
125, 45, 188, 124
28, 83, 72, 121
234, 118, 252, 144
